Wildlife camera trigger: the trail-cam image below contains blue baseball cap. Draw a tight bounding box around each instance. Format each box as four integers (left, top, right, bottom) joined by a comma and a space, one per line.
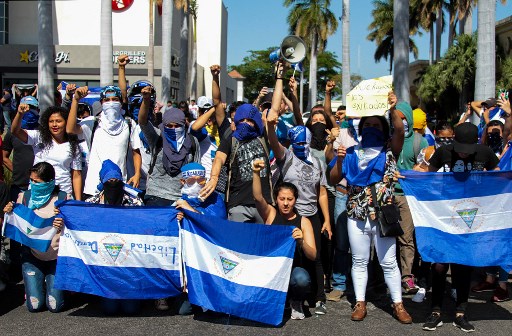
20, 96, 39, 107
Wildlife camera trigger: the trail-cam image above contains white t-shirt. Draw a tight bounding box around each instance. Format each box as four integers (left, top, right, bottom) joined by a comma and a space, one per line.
25, 130, 82, 195
188, 120, 217, 179
189, 104, 199, 120
79, 118, 140, 195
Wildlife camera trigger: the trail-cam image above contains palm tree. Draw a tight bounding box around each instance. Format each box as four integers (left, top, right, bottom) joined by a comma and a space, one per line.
474, 0, 495, 101
175, 0, 189, 101
341, 0, 350, 103
393, 0, 410, 102
100, 0, 113, 86
368, 0, 418, 74
37, 0, 54, 111
148, 0, 155, 84
457, 0, 474, 35
188, 0, 198, 101
417, 0, 445, 63
161, 0, 173, 104
284, 0, 338, 111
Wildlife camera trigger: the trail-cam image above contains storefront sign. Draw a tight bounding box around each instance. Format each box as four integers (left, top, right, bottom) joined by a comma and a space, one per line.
112, 0, 134, 12
19, 50, 71, 64
113, 50, 146, 64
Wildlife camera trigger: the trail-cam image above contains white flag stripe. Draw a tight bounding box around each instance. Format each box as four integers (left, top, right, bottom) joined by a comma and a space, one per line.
4, 212, 57, 240
181, 230, 293, 293
59, 229, 181, 271
406, 193, 512, 234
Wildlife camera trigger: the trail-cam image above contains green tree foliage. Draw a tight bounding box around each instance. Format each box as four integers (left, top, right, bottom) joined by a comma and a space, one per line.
497, 57, 512, 92
418, 33, 476, 101
229, 49, 342, 103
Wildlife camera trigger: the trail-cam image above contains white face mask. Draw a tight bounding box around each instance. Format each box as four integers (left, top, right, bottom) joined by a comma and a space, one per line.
182, 182, 202, 198
102, 101, 123, 120
101, 101, 124, 135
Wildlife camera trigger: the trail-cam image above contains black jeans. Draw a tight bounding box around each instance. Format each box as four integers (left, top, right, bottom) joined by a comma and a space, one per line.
304, 212, 326, 303
431, 263, 472, 314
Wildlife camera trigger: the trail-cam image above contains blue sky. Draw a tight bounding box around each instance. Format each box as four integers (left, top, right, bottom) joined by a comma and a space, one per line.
223, 0, 512, 79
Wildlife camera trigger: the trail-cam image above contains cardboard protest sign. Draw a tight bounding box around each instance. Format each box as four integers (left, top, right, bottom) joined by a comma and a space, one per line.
346, 75, 393, 117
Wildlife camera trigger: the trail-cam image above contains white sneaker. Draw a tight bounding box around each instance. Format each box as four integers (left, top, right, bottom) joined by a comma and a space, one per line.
290, 300, 305, 320
412, 288, 426, 302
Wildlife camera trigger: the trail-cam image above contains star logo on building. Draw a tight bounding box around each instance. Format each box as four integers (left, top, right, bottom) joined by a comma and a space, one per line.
20, 50, 30, 63
456, 208, 478, 229
219, 256, 239, 274
103, 243, 124, 262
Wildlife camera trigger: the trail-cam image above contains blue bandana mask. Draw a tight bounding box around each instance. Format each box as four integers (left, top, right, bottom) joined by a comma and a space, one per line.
28, 180, 56, 209
132, 107, 140, 122
22, 110, 39, 130
361, 127, 385, 148
292, 143, 312, 164
233, 122, 259, 141
163, 126, 185, 151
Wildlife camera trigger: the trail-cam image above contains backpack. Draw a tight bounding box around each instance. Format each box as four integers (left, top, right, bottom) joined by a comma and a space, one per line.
412, 132, 423, 164
226, 136, 274, 204
22, 190, 68, 206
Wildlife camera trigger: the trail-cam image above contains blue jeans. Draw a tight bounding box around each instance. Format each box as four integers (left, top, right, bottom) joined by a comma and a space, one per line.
21, 248, 65, 313
100, 298, 141, 316
331, 191, 350, 291
3, 110, 12, 132
288, 267, 311, 301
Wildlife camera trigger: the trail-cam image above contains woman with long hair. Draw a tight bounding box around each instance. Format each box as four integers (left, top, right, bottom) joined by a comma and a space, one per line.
330, 93, 412, 324
11, 105, 82, 200
252, 159, 316, 320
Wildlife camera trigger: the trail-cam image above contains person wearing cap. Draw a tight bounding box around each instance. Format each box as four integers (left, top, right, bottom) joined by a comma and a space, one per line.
66, 85, 142, 198
423, 122, 499, 332
137, 87, 200, 207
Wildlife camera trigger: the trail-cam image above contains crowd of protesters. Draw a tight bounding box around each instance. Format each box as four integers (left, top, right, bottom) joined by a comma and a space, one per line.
0, 56, 511, 332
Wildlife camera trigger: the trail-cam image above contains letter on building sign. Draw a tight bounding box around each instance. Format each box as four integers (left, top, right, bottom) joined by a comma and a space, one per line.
112, 0, 134, 12
55, 52, 70, 64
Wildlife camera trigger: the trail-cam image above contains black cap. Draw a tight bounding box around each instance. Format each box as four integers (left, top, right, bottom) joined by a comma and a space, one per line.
453, 123, 478, 154
482, 97, 497, 107
259, 92, 273, 108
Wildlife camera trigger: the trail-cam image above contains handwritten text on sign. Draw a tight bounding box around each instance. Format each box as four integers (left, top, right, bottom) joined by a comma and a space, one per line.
346, 75, 393, 117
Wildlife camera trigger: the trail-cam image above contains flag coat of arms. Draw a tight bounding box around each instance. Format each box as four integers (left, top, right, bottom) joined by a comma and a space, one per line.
2, 204, 57, 252
54, 201, 183, 299
399, 171, 512, 272
181, 211, 296, 326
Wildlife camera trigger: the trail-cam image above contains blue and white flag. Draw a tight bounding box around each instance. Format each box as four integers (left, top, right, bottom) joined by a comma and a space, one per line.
498, 141, 512, 170
2, 204, 56, 252
181, 211, 296, 326
399, 171, 512, 272
292, 62, 304, 73
54, 201, 182, 299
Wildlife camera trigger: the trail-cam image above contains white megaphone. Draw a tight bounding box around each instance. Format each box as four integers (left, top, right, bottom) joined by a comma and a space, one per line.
269, 35, 307, 64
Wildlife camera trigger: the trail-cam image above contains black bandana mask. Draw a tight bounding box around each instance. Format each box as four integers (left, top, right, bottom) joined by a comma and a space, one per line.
435, 136, 454, 148
103, 180, 125, 205
310, 123, 327, 150
487, 132, 503, 154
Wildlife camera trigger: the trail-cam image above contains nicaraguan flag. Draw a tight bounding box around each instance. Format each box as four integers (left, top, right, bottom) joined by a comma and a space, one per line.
399, 171, 512, 272
292, 62, 304, 73
2, 204, 56, 252
498, 141, 512, 170
181, 211, 296, 326
54, 201, 183, 299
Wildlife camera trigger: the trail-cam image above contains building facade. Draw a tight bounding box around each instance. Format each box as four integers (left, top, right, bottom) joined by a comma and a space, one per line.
0, 0, 238, 102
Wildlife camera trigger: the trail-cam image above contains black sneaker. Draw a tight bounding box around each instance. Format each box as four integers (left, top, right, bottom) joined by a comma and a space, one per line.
453, 314, 475, 333
423, 312, 443, 331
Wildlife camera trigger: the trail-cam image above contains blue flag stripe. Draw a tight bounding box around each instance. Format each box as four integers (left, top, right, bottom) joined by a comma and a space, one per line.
4, 225, 52, 252
415, 227, 512, 272
13, 204, 55, 229
186, 267, 287, 326
57, 200, 180, 236
400, 171, 512, 201
54, 256, 182, 299
183, 211, 295, 257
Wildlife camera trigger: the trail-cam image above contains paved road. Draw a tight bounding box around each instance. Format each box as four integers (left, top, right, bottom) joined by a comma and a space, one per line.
1, 281, 511, 336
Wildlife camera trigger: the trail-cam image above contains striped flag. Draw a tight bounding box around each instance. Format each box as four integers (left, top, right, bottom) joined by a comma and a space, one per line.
2, 204, 57, 252
54, 201, 183, 299
181, 211, 296, 326
399, 171, 512, 272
